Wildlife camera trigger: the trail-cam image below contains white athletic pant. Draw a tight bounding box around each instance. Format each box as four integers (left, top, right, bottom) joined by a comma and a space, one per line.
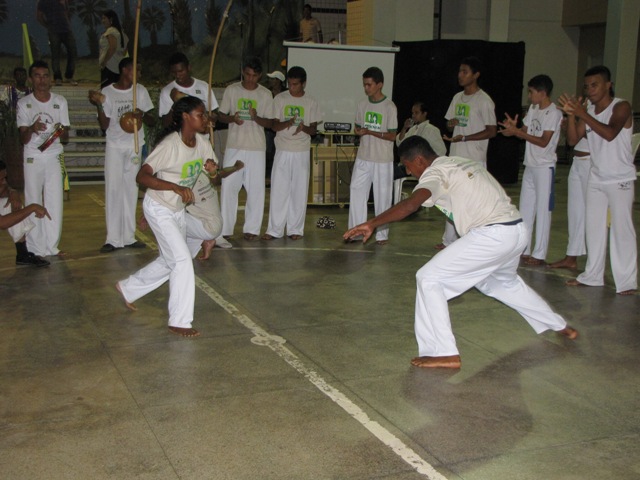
519, 165, 555, 260
185, 213, 217, 258
566, 156, 590, 256
24, 151, 63, 256
577, 181, 637, 293
1, 202, 34, 242
104, 145, 141, 248
220, 148, 265, 236
348, 159, 393, 242
415, 222, 567, 356
266, 150, 310, 238
118, 196, 195, 329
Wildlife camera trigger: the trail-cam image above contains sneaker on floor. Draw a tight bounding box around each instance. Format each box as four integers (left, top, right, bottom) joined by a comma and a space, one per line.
16, 252, 50, 267
215, 237, 233, 249
100, 243, 117, 253
125, 241, 146, 249
68, 79, 79, 86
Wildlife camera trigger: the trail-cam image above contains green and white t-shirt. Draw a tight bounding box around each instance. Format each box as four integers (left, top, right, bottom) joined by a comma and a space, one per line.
219, 82, 273, 151
355, 96, 397, 163
272, 90, 322, 152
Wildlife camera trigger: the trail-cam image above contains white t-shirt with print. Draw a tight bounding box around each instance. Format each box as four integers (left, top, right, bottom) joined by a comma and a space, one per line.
145, 132, 213, 212
414, 156, 520, 236
17, 92, 70, 157
272, 90, 322, 152
355, 96, 398, 163
522, 103, 562, 167
219, 82, 273, 151
158, 78, 219, 117
102, 83, 154, 148
445, 89, 496, 164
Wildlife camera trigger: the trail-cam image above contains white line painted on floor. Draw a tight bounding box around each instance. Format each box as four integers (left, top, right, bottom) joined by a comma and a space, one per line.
195, 277, 447, 479
129, 228, 447, 479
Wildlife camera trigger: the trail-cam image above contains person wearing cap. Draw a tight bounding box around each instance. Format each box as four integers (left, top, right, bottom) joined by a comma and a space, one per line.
266, 70, 286, 97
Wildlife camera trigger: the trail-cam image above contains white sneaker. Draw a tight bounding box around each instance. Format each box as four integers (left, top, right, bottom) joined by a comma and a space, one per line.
215, 236, 232, 249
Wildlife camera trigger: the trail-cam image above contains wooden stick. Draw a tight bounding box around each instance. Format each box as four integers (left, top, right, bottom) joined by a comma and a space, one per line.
131, 0, 143, 154
207, 0, 234, 148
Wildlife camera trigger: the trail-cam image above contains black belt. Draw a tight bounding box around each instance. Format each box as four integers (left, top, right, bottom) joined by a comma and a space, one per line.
487, 218, 523, 227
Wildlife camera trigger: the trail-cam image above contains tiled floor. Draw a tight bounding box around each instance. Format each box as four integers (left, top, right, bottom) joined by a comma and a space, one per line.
1, 164, 638, 479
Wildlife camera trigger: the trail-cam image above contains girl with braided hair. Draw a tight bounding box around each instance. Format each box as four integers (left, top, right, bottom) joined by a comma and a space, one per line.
116, 96, 218, 337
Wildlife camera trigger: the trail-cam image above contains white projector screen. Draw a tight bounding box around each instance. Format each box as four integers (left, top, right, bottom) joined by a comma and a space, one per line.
284, 42, 399, 133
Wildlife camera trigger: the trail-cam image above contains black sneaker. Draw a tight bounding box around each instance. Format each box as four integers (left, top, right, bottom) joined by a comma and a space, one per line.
125, 241, 146, 249
100, 243, 117, 253
16, 253, 50, 267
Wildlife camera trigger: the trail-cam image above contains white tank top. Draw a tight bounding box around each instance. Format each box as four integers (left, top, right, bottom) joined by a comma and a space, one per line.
586, 98, 635, 184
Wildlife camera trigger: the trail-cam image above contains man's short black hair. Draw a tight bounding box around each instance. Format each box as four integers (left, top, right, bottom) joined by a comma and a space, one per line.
304, 4, 313, 11
168, 52, 189, 68
242, 56, 263, 74
585, 65, 611, 81
363, 66, 384, 84
13, 67, 27, 76
287, 66, 307, 83
118, 57, 133, 74
398, 135, 436, 162
460, 56, 482, 75
413, 101, 429, 114
28, 60, 49, 77
528, 74, 553, 95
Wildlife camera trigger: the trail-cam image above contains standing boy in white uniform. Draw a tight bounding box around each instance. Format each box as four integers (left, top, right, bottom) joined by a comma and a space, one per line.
549, 137, 590, 269
441, 56, 497, 249
90, 57, 155, 253
17, 60, 70, 257
217, 57, 273, 241
344, 136, 578, 369
158, 52, 219, 128
559, 65, 637, 295
262, 66, 321, 241
348, 66, 397, 245
499, 74, 562, 265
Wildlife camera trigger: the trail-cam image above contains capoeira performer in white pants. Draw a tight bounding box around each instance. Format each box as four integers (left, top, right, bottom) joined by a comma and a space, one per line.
559, 65, 637, 295
17, 60, 70, 257
344, 136, 577, 369
348, 66, 397, 245
499, 75, 562, 265
549, 137, 590, 269
262, 66, 321, 241
217, 57, 273, 241
90, 57, 155, 253
117, 97, 218, 337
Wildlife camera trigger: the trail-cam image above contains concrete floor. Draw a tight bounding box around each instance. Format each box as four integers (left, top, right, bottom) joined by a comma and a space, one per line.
1, 164, 639, 480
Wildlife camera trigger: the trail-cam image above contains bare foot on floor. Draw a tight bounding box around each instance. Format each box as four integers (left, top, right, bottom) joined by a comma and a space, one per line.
115, 283, 137, 311
557, 326, 579, 339
548, 256, 578, 269
261, 233, 276, 240
566, 279, 588, 287
199, 239, 215, 260
617, 289, 637, 296
376, 239, 388, 245
411, 355, 461, 369
524, 257, 546, 266
168, 326, 200, 338
434, 243, 446, 250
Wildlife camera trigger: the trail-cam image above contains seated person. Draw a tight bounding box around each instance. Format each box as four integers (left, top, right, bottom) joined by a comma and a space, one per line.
0, 161, 50, 267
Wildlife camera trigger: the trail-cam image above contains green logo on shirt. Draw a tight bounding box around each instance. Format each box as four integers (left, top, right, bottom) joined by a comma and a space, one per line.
364, 111, 382, 131
455, 103, 470, 127
180, 159, 203, 187
237, 98, 257, 120
284, 105, 304, 124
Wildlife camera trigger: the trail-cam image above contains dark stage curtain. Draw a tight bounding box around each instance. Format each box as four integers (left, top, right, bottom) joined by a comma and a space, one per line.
392, 40, 525, 184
